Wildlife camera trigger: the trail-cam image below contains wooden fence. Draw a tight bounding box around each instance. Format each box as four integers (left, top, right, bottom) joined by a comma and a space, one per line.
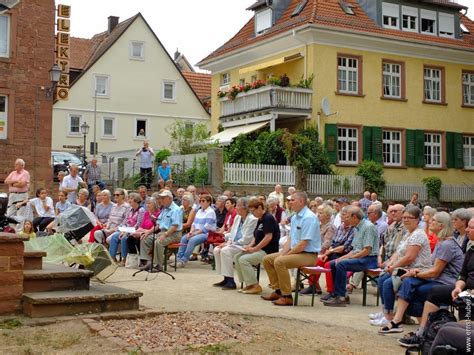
224, 163, 295, 186
440, 184, 474, 202
307, 174, 364, 195
383, 184, 427, 201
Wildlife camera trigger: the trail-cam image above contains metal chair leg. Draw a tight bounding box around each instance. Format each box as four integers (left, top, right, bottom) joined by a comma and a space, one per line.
362, 271, 368, 306
294, 270, 301, 306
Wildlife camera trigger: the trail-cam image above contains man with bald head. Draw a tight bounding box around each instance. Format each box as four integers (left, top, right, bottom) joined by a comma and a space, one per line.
268, 184, 284, 208
378, 204, 405, 267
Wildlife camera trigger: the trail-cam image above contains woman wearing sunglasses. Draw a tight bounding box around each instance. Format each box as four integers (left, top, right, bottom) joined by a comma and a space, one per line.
176, 194, 216, 268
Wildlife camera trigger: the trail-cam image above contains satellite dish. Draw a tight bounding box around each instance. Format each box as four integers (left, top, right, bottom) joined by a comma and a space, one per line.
321, 97, 332, 116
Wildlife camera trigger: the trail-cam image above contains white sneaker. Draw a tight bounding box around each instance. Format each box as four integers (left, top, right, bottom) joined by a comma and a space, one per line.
368, 312, 384, 320
370, 317, 390, 326
177, 261, 186, 268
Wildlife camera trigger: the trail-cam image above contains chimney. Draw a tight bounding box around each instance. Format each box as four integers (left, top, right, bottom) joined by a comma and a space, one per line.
108, 16, 119, 34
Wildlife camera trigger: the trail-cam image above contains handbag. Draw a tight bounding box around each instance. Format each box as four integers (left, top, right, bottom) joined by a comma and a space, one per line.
125, 248, 140, 269
207, 231, 225, 245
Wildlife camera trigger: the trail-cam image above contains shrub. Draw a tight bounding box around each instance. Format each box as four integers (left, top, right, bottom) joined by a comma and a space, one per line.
155, 149, 171, 164
356, 160, 386, 195
422, 176, 442, 200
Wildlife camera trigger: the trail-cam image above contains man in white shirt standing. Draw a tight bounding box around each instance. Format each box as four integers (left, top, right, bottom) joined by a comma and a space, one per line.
135, 141, 154, 189
268, 184, 284, 208
61, 165, 84, 203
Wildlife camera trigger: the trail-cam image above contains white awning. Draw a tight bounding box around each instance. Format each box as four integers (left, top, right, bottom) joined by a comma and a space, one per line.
208, 122, 268, 145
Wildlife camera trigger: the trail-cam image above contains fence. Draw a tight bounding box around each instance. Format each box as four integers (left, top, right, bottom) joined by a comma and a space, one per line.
383, 184, 427, 202
307, 174, 364, 195
224, 163, 295, 186
440, 184, 474, 202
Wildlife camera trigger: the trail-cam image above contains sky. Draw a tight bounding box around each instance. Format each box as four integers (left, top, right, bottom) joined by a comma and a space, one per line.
58, 0, 472, 72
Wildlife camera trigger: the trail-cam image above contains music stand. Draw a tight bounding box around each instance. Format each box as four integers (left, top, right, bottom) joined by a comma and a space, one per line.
133, 219, 175, 281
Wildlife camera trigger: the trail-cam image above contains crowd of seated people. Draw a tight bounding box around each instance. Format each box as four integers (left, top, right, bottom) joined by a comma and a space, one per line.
11, 172, 474, 352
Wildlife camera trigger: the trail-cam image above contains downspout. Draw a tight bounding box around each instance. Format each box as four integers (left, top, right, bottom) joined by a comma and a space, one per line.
293, 29, 310, 130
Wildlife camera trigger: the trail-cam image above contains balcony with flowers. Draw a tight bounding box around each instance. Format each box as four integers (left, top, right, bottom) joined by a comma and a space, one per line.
217, 74, 313, 127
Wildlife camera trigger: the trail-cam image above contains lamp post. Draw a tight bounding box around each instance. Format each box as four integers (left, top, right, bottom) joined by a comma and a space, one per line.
80, 122, 90, 166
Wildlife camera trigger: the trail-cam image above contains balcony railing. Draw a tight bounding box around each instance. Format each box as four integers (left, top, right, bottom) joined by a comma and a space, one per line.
220, 86, 312, 117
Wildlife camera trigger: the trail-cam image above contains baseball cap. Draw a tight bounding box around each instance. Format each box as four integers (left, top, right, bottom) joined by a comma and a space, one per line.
157, 190, 173, 198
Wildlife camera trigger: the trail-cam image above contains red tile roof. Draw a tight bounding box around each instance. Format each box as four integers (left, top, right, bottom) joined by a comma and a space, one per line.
69, 37, 99, 70
182, 72, 212, 101
199, 0, 474, 64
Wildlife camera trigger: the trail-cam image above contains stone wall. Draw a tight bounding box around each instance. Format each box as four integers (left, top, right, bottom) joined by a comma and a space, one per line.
0, 0, 56, 192
0, 233, 27, 314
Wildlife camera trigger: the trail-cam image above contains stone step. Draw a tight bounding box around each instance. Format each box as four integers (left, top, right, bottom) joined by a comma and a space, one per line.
23, 263, 93, 293
24, 251, 47, 270
22, 284, 143, 318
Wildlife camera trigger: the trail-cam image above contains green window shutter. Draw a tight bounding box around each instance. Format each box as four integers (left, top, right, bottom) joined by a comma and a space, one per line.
415, 130, 425, 168
446, 132, 455, 168
406, 129, 416, 167
454, 133, 464, 169
325, 124, 338, 164
363, 126, 373, 161
372, 127, 383, 164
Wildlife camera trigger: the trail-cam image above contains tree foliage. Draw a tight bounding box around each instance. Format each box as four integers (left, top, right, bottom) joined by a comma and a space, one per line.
355, 160, 386, 194
166, 121, 212, 155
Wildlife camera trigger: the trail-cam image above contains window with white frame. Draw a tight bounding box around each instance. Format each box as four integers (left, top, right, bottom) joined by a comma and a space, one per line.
68, 114, 82, 136
0, 95, 7, 140
424, 68, 442, 103
462, 72, 474, 106
162, 80, 176, 101
102, 117, 115, 138
135, 119, 147, 138
421, 9, 436, 35
424, 133, 442, 168
383, 62, 401, 98
130, 41, 144, 60
338, 56, 359, 94
0, 15, 9, 58
221, 73, 230, 86
94, 75, 109, 96
401, 6, 418, 32
464, 136, 474, 169
439, 13, 454, 38
251, 75, 257, 83
382, 2, 399, 29
255, 8, 272, 34
382, 130, 402, 166
338, 127, 358, 164
239, 78, 245, 86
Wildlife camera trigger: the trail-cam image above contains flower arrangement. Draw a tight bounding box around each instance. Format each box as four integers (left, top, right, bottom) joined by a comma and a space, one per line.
216, 75, 311, 99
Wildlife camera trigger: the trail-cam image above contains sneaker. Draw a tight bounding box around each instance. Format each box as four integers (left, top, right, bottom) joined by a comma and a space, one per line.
397, 333, 421, 348
300, 286, 314, 295
370, 317, 390, 326
323, 296, 347, 307
177, 261, 186, 268
221, 282, 237, 290
320, 293, 335, 302
369, 312, 384, 320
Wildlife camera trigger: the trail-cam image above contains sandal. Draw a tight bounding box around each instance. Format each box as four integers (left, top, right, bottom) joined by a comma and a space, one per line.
378, 320, 404, 334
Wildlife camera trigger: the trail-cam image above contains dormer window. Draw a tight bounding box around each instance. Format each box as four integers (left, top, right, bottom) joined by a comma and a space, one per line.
421, 9, 436, 35
401, 6, 418, 32
255, 8, 272, 35
382, 3, 399, 30
439, 13, 455, 38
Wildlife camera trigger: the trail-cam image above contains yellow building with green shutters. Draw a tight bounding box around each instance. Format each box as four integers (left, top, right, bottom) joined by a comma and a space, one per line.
198, 0, 474, 185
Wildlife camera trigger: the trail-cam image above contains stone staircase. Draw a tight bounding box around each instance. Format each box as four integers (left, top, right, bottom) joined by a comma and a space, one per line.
22, 251, 143, 318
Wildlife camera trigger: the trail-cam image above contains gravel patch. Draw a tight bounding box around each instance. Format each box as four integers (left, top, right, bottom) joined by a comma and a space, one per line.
100, 312, 253, 351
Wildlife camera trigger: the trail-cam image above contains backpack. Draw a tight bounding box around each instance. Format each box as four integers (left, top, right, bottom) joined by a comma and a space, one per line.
419, 309, 457, 355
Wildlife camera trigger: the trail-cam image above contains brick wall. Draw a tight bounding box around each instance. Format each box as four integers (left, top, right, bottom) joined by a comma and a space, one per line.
0, 233, 27, 314
0, 0, 56, 192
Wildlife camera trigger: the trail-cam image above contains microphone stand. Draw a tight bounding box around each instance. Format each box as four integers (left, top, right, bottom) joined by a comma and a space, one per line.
133, 216, 175, 281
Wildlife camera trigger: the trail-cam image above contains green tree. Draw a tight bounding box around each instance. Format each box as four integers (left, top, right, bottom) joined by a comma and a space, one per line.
166, 121, 212, 155
355, 160, 386, 195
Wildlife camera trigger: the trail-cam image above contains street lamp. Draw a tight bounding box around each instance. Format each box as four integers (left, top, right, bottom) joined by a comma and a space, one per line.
80, 122, 90, 165
45, 64, 62, 98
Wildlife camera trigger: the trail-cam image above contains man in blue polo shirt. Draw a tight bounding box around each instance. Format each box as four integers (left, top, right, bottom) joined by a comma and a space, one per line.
140, 190, 182, 270
157, 160, 173, 188
262, 191, 320, 306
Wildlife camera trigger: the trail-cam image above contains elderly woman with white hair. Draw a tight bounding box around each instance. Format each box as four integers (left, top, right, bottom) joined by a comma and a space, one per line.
451, 208, 473, 253
213, 197, 258, 290
378, 211, 464, 334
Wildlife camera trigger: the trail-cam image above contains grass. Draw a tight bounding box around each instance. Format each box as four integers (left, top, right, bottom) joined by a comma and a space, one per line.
0, 319, 22, 329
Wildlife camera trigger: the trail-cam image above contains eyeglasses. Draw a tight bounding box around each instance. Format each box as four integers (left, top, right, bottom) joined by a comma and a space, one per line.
114, 193, 121, 196
199, 199, 208, 203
